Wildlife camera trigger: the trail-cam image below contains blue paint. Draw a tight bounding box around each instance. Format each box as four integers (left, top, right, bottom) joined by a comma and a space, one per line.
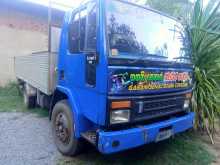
57, 1, 107, 128
54, 0, 195, 154
98, 112, 195, 154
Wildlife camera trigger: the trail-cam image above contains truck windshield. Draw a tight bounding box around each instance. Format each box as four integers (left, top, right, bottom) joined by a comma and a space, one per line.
106, 0, 191, 62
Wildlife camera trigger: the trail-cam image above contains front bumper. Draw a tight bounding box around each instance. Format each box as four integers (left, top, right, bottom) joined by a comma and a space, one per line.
98, 112, 194, 154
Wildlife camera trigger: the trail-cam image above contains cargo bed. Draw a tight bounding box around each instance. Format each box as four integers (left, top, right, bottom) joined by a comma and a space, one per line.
14, 51, 58, 95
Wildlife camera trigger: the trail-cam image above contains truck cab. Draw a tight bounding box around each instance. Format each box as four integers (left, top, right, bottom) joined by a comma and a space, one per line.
50, 0, 195, 155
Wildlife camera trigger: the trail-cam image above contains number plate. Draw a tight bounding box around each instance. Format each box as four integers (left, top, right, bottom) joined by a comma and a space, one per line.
156, 129, 172, 142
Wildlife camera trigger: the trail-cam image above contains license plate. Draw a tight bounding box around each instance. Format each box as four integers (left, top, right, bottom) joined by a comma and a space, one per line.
156, 129, 172, 142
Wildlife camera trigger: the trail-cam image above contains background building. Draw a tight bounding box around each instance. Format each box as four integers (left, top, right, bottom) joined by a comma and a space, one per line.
0, 0, 64, 86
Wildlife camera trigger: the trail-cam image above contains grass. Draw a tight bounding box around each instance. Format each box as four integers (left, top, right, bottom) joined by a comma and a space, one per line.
58, 132, 215, 165
0, 83, 216, 165
0, 82, 49, 117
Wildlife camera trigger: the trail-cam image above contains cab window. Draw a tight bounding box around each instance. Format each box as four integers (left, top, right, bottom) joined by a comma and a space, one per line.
68, 12, 80, 53
68, 2, 97, 54
86, 2, 97, 51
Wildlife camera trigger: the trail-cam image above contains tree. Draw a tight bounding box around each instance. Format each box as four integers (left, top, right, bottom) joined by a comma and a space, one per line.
145, 0, 193, 18
186, 0, 220, 143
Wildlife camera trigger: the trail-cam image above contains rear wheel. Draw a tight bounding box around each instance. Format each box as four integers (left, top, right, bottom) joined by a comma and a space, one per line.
23, 90, 36, 109
51, 100, 83, 156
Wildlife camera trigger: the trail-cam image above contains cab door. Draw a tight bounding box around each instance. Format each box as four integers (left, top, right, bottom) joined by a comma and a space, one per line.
62, 1, 107, 125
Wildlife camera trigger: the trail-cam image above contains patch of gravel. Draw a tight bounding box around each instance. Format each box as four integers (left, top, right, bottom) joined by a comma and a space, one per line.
0, 112, 62, 165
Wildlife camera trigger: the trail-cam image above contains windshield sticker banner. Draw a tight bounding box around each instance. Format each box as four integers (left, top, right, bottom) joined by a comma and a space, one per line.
110, 70, 190, 92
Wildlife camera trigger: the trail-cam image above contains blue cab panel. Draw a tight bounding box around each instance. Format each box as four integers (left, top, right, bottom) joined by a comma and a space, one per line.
57, 0, 108, 128
98, 112, 194, 154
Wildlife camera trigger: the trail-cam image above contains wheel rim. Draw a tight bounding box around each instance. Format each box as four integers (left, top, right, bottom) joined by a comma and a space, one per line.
55, 112, 71, 145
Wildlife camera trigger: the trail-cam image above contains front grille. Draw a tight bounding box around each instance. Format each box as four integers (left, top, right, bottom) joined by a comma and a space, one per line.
133, 93, 186, 122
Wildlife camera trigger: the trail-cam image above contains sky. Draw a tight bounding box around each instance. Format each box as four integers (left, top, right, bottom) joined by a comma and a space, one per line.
191, 0, 209, 6
26, 0, 210, 11
25, 0, 84, 11
202, 0, 209, 7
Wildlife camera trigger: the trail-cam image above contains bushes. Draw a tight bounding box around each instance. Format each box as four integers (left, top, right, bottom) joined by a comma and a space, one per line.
0, 82, 48, 116
0, 82, 21, 96
187, 0, 220, 142
0, 82, 24, 112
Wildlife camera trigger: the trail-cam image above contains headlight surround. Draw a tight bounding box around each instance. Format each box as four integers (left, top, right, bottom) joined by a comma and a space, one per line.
110, 109, 130, 124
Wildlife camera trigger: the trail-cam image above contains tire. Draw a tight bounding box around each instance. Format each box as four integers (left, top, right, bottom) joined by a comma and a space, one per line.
51, 100, 83, 156
23, 90, 36, 109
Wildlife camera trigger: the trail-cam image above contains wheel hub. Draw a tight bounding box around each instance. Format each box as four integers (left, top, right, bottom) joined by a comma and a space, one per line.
55, 112, 70, 144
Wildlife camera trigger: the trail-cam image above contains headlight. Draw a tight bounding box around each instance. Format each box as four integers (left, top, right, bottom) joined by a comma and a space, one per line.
183, 100, 190, 109
110, 109, 130, 124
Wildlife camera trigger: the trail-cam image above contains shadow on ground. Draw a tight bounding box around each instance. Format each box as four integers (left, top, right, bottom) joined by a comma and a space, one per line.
58, 132, 214, 165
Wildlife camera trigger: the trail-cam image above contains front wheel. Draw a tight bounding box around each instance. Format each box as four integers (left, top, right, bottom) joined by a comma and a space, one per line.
51, 100, 83, 156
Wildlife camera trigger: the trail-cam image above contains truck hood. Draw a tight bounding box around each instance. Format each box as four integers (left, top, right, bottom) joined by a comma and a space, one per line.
108, 66, 193, 95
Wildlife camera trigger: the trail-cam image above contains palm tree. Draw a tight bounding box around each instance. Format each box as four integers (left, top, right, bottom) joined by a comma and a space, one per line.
187, 0, 220, 143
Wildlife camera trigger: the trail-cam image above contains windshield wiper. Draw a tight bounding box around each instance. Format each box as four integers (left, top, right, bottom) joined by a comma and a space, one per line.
173, 56, 192, 62
145, 54, 168, 59
173, 57, 191, 60
172, 56, 192, 65
128, 53, 168, 64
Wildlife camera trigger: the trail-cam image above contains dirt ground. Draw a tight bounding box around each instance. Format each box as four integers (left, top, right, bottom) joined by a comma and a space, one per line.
0, 112, 62, 165
200, 125, 220, 165
212, 134, 220, 165
0, 112, 219, 165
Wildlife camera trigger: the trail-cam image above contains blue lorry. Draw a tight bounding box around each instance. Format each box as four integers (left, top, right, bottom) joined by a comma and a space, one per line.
15, 0, 194, 156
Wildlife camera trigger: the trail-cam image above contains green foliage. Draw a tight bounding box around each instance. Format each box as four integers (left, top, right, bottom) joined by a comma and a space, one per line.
0, 82, 48, 117
0, 82, 24, 112
187, 0, 220, 140
146, 0, 193, 18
